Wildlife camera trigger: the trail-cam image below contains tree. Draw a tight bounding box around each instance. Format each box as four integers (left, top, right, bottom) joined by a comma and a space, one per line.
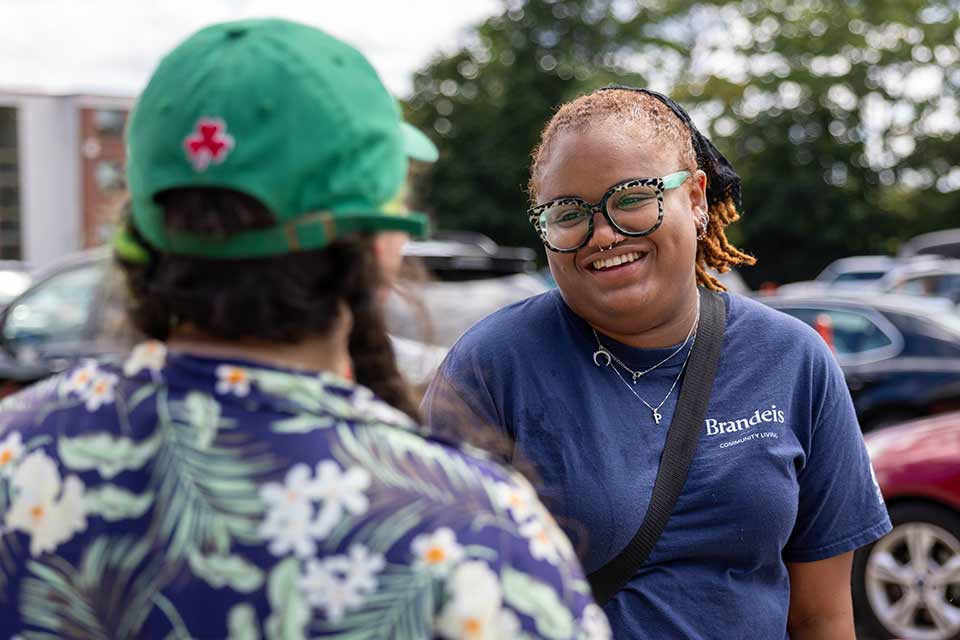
406, 0, 960, 286
673, 0, 960, 284
404, 0, 689, 251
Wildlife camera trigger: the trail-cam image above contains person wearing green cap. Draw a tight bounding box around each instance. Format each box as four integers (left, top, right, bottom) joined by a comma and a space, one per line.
0, 18, 608, 639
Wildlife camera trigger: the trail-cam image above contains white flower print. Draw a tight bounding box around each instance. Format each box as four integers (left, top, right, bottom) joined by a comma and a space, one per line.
519, 517, 563, 566
83, 372, 118, 412
5, 451, 87, 557
59, 361, 99, 396
0, 431, 24, 476
123, 341, 168, 377
494, 479, 537, 523
299, 545, 384, 623
300, 559, 362, 622
260, 464, 314, 512
411, 527, 465, 576
309, 461, 371, 539
579, 603, 612, 640
335, 544, 386, 593
436, 561, 520, 640
216, 365, 251, 397
259, 500, 315, 558
259, 465, 317, 558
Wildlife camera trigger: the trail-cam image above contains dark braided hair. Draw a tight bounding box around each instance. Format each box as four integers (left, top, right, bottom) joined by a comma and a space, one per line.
529, 88, 755, 290
116, 187, 420, 420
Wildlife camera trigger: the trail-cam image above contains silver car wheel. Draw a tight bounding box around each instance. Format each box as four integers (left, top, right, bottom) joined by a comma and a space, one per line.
866, 521, 960, 640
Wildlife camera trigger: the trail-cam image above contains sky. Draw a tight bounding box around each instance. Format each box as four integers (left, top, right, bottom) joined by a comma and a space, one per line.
0, 0, 502, 98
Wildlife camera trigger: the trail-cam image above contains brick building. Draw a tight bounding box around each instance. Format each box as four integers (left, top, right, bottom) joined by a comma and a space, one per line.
0, 89, 132, 269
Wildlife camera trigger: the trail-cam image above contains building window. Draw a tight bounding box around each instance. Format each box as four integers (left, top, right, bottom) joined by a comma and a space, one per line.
93, 109, 125, 136
0, 107, 20, 260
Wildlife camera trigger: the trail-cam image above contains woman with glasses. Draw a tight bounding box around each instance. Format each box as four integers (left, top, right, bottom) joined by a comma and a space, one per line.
424, 87, 891, 639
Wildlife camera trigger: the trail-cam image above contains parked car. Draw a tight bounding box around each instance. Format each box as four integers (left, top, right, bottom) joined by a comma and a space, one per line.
402, 231, 537, 280
762, 292, 960, 431
386, 273, 548, 348
815, 255, 900, 287
0, 233, 547, 396
900, 228, 960, 260
0, 249, 454, 397
853, 412, 960, 640
0, 249, 121, 396
878, 256, 960, 304
0, 260, 31, 309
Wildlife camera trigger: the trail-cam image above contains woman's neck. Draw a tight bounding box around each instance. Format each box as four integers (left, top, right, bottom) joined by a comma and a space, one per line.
591, 288, 701, 349
167, 317, 353, 379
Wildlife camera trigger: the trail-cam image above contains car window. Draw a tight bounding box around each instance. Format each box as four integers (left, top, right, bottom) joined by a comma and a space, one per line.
777, 307, 895, 358
891, 276, 932, 295
891, 273, 960, 299
831, 271, 886, 284
922, 310, 960, 340
2, 262, 103, 347
0, 269, 30, 307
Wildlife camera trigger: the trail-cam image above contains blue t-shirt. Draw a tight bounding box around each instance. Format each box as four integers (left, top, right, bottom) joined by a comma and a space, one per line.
423, 289, 892, 639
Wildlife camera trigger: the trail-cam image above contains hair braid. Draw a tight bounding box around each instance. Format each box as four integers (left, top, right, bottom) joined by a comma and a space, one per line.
696, 197, 756, 290
529, 89, 755, 292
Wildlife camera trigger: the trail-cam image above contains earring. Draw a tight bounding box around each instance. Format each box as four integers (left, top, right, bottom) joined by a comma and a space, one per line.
696, 210, 710, 240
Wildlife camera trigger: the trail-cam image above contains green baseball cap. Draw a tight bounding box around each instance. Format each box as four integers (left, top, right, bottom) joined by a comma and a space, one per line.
126, 18, 437, 258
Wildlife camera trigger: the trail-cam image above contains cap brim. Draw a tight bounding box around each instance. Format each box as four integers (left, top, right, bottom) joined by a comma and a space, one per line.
401, 122, 439, 163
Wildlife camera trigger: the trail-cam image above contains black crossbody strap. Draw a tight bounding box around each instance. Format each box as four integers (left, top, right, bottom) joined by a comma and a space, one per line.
587, 288, 726, 606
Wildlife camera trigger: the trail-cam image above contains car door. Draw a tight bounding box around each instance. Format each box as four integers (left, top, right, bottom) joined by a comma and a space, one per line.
773, 304, 905, 427
0, 258, 108, 382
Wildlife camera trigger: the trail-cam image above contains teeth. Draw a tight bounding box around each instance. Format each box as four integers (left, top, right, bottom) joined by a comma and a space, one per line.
592, 251, 644, 270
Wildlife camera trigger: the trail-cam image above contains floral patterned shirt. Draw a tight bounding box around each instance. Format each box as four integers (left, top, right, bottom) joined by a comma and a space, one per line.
0, 342, 608, 639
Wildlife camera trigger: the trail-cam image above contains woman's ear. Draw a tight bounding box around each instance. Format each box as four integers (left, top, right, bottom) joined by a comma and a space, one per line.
689, 169, 708, 214
372, 232, 410, 283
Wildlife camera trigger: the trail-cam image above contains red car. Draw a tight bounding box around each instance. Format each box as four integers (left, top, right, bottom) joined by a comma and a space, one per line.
854, 412, 960, 640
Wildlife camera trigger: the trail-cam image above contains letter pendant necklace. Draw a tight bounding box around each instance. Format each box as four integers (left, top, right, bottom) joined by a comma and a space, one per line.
591, 301, 700, 424
591, 303, 698, 384
601, 333, 695, 424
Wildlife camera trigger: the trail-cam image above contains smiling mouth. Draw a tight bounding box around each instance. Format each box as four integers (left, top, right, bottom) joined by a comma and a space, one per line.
590, 251, 647, 271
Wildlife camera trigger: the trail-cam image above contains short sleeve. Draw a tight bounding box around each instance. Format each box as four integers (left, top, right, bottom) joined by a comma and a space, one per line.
783, 347, 892, 562
421, 335, 511, 441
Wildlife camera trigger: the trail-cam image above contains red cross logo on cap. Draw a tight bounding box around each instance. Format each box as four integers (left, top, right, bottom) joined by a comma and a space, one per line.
183, 117, 235, 171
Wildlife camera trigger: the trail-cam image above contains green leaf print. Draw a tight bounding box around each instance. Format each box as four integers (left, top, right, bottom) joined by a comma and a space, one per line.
19, 537, 161, 639
188, 550, 265, 593
502, 567, 575, 640
58, 431, 161, 479
312, 564, 439, 640
265, 558, 310, 640
85, 485, 154, 522
177, 392, 228, 449
228, 604, 262, 640
149, 388, 274, 560
251, 369, 355, 416
271, 414, 335, 434
329, 424, 513, 551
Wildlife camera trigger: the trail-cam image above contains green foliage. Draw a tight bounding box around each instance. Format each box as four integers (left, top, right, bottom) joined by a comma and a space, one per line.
405, 0, 689, 254
677, 0, 960, 284
406, 0, 960, 285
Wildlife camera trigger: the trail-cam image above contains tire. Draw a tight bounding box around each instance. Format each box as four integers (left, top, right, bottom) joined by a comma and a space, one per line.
853, 502, 960, 640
